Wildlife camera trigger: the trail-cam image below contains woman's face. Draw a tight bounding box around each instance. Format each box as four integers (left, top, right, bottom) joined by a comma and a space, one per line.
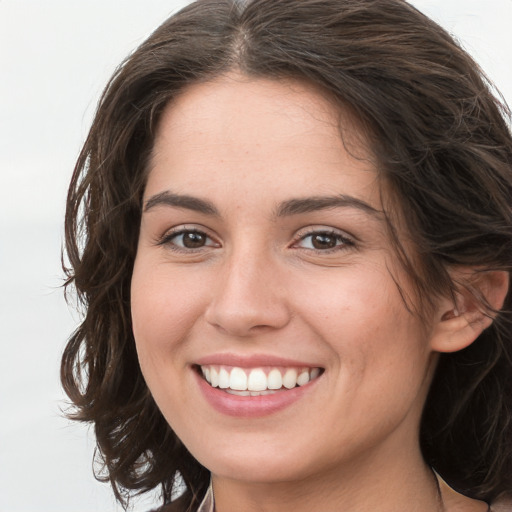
131, 75, 439, 484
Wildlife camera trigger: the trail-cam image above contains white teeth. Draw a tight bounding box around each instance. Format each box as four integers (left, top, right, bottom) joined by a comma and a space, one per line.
247, 368, 267, 391
225, 389, 251, 396
267, 369, 283, 390
229, 367, 247, 390
210, 367, 219, 387
226, 389, 277, 396
310, 367, 321, 380
218, 368, 230, 389
282, 368, 298, 389
200, 365, 322, 392
297, 369, 310, 386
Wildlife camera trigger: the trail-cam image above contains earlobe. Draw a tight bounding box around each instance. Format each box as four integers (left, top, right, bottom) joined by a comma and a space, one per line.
430, 270, 509, 354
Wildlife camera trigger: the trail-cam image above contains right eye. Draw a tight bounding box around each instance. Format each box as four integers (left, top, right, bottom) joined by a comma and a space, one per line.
158, 228, 219, 251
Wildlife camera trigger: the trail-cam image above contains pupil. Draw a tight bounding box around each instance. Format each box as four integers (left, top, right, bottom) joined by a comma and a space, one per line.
183, 232, 205, 248
312, 233, 336, 249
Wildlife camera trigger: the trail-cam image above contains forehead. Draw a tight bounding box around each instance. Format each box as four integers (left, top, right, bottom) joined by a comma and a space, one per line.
158, 74, 341, 135
146, 73, 382, 210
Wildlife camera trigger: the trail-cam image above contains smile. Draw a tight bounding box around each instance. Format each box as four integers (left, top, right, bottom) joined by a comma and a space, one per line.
198, 365, 323, 396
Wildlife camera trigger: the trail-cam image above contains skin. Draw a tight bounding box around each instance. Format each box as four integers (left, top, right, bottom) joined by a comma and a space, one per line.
131, 74, 490, 512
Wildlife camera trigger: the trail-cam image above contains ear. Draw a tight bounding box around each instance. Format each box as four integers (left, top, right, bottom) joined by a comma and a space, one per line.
429, 270, 509, 353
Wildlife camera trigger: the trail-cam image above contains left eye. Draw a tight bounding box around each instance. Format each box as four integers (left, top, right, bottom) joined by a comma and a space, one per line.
297, 231, 353, 250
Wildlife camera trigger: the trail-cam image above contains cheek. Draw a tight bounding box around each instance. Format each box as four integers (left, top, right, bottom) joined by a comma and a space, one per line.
131, 257, 208, 351
130, 259, 203, 419
296, 264, 429, 387
296, 263, 408, 341
130, 260, 193, 405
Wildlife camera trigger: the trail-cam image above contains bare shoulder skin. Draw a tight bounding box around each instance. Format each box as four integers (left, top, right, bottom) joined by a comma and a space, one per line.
437, 475, 490, 512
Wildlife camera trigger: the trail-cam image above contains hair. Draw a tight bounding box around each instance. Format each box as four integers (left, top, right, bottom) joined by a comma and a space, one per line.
61, 0, 512, 510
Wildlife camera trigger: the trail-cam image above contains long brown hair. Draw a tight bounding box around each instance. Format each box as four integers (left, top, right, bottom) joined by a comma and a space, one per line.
62, 0, 512, 509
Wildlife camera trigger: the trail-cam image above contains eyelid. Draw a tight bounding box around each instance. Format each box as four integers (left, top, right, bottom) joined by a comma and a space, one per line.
291, 226, 356, 251
155, 225, 220, 250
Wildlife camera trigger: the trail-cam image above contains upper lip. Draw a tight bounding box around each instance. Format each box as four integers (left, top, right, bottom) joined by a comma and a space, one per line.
194, 353, 323, 369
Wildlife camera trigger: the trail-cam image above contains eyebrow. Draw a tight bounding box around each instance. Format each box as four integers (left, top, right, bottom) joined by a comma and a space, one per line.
144, 191, 219, 215
275, 195, 381, 217
144, 190, 381, 218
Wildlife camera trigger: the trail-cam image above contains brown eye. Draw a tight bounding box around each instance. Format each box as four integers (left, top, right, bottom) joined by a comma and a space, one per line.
181, 231, 207, 248
311, 233, 338, 250
295, 230, 355, 252
160, 229, 218, 251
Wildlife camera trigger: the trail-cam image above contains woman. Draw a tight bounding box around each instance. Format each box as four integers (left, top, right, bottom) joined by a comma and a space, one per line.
61, 0, 512, 510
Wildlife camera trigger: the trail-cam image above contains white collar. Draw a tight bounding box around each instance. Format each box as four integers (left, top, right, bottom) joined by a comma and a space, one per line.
196, 480, 214, 512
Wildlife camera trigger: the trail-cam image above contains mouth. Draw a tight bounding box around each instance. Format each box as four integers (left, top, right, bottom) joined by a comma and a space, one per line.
195, 364, 324, 396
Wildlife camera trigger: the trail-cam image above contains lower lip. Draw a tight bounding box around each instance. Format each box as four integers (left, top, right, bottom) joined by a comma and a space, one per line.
194, 370, 319, 418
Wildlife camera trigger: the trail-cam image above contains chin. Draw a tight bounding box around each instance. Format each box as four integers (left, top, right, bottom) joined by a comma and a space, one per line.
191, 438, 327, 484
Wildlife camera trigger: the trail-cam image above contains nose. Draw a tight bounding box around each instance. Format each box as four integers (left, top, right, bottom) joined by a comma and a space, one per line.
204, 249, 291, 337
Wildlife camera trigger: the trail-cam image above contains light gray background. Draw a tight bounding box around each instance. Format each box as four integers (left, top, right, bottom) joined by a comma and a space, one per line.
1, 1, 511, 510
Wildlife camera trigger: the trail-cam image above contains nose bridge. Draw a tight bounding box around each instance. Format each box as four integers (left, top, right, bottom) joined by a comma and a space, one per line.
205, 242, 290, 336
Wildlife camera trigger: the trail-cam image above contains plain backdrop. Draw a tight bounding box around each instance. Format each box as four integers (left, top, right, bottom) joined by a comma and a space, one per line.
1, 1, 511, 511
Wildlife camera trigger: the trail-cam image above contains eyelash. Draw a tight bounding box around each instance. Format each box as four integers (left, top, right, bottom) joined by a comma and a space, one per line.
156, 228, 219, 253
157, 226, 355, 255
292, 229, 355, 253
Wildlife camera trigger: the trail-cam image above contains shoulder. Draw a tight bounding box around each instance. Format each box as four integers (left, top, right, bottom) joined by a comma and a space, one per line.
491, 496, 512, 512
147, 483, 211, 512
148, 494, 191, 512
